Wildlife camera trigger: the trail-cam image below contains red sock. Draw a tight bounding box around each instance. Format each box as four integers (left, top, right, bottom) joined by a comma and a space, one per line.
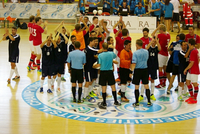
28, 54, 35, 66
187, 84, 194, 97
36, 60, 40, 70
159, 71, 163, 85
32, 54, 37, 65
194, 86, 199, 100
189, 18, 193, 26
185, 18, 189, 26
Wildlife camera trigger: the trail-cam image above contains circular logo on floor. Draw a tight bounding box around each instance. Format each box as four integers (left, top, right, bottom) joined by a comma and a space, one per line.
22, 78, 200, 124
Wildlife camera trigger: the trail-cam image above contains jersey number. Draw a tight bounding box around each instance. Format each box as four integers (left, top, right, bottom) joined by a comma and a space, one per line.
32, 29, 36, 37
150, 52, 155, 56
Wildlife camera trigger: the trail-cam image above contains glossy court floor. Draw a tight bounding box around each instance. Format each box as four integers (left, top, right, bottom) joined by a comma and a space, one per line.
0, 23, 200, 134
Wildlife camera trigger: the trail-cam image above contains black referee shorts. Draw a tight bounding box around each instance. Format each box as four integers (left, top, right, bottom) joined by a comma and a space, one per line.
132, 68, 149, 85
119, 68, 132, 84
99, 70, 115, 86
71, 68, 84, 83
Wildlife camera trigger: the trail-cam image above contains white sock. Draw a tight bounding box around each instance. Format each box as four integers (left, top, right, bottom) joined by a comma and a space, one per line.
140, 84, 145, 96
48, 79, 51, 89
51, 77, 56, 86
91, 81, 95, 88
151, 83, 155, 95
14, 67, 19, 76
84, 87, 89, 98
89, 85, 93, 92
121, 84, 126, 92
57, 77, 61, 88
97, 85, 102, 93
96, 74, 100, 84
61, 74, 64, 78
184, 84, 188, 94
40, 79, 44, 88
9, 69, 15, 79
178, 86, 182, 96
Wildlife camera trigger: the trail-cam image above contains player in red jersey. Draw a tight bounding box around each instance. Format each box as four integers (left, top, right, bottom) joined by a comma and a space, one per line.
113, 16, 126, 38
184, 39, 200, 104
152, 24, 170, 88
115, 28, 131, 82
185, 26, 200, 49
89, 16, 99, 32
140, 27, 152, 49
27, 15, 37, 71
32, 17, 47, 72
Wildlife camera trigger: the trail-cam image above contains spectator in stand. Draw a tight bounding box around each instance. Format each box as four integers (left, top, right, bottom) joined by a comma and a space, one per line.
144, 0, 149, 12
10, 0, 20, 3
134, 2, 146, 16
129, 0, 136, 15
113, 0, 120, 15
164, 0, 174, 32
119, 1, 129, 16
103, 0, 111, 13
37, 0, 49, 3
135, 0, 145, 7
78, 0, 86, 15
149, 0, 161, 26
63, 0, 73, 3
171, 0, 181, 33
158, 0, 165, 24
87, 0, 101, 13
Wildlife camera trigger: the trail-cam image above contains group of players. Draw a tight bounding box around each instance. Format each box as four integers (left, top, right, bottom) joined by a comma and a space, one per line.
2, 13, 200, 109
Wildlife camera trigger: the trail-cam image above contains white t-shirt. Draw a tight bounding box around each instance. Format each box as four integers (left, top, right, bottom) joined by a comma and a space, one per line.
182, 0, 194, 4
104, 28, 111, 42
170, 0, 180, 13
11, 0, 18, 3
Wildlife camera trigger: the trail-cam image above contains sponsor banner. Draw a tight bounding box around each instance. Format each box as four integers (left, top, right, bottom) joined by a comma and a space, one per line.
88, 16, 156, 33
0, 3, 78, 19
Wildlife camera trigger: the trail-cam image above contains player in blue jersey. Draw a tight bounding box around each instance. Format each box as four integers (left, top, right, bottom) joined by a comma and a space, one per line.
83, 37, 100, 102
67, 41, 86, 103
134, 2, 146, 16
39, 34, 57, 94
139, 36, 161, 102
54, 21, 70, 82
103, 0, 111, 13
94, 43, 121, 109
51, 32, 69, 92
166, 34, 185, 95
130, 39, 152, 107
177, 41, 190, 101
2, 27, 20, 84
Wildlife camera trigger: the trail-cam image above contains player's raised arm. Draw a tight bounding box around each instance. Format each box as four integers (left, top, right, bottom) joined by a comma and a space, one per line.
43, 21, 48, 34
62, 22, 70, 37
54, 21, 63, 34
40, 38, 48, 48
61, 33, 69, 44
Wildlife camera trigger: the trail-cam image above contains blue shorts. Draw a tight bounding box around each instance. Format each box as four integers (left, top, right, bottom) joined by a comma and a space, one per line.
42, 65, 56, 77
54, 64, 65, 75
148, 68, 157, 80
9, 55, 19, 63
85, 69, 98, 82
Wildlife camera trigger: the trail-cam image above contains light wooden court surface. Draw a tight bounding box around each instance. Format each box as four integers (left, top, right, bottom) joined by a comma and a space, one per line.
0, 24, 200, 134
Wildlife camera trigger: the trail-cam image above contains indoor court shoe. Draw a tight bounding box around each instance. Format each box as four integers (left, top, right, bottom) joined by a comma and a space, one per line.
7, 79, 11, 84
12, 76, 20, 80
115, 78, 120, 82
185, 97, 194, 102
77, 100, 84, 103
178, 95, 184, 101
27, 66, 31, 71
150, 94, 156, 101
73, 99, 76, 103
37, 69, 42, 73
155, 84, 162, 88
114, 101, 121, 106
117, 91, 121, 96
139, 95, 144, 102
132, 103, 139, 107
161, 84, 166, 88
89, 91, 97, 97
147, 102, 153, 107
57, 88, 61, 92
98, 102, 107, 109
32, 64, 37, 67
167, 90, 170, 95
88, 96, 96, 103
47, 89, 53, 94
187, 99, 197, 104
121, 97, 129, 102
61, 77, 66, 81
30, 66, 35, 70
40, 87, 43, 93
183, 92, 190, 97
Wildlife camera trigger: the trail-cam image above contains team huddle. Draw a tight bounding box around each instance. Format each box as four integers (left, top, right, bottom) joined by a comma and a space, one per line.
2, 14, 200, 109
